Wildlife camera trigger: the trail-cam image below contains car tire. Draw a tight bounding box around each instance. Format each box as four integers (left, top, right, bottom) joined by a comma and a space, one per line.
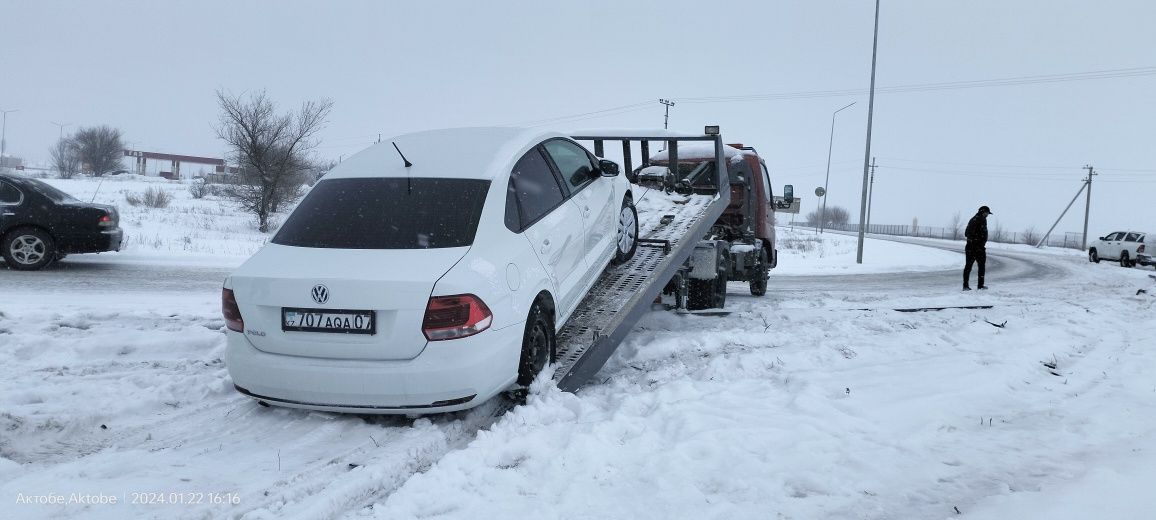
516, 301, 555, 387
611, 197, 639, 266
1120, 251, 1131, 268
2, 227, 55, 271
1088, 249, 1100, 263
749, 248, 769, 296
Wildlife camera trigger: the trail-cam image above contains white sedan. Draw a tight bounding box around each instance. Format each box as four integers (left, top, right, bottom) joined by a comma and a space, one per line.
223, 127, 638, 414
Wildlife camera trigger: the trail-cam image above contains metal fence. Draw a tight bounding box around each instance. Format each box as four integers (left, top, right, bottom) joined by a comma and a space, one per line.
800, 222, 1086, 250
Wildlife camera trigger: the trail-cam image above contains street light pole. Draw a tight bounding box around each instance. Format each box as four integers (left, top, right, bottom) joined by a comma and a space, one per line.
1, 109, 18, 161
856, 0, 881, 264
820, 101, 856, 234
50, 121, 71, 141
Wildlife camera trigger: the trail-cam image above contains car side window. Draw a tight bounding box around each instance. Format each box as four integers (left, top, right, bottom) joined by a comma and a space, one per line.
1110, 232, 1125, 241
507, 148, 566, 232
543, 139, 596, 193
1125, 232, 1140, 242
0, 181, 21, 205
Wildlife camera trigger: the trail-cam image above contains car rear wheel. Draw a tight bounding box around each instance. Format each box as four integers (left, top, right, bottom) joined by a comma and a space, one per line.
2, 228, 55, 271
611, 197, 639, 266
1088, 249, 1100, 263
1120, 251, 1132, 268
517, 301, 555, 387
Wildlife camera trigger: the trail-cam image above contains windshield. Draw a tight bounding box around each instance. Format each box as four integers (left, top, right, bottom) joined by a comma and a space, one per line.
25, 178, 80, 203
272, 177, 491, 249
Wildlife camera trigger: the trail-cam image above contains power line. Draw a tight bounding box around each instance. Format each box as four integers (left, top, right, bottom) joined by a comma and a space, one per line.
675, 65, 1156, 104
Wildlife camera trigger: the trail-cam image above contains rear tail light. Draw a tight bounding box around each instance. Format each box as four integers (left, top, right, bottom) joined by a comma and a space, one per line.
222, 288, 245, 332
1139, 244, 1146, 254
422, 294, 492, 341
98, 214, 115, 227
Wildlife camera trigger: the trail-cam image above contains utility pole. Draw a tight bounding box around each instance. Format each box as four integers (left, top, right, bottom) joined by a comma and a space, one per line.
0, 108, 18, 161
856, 0, 881, 264
659, 99, 675, 130
866, 157, 877, 233
50, 121, 71, 141
377, 133, 381, 144
1037, 167, 1095, 249
820, 101, 856, 234
1081, 165, 1096, 250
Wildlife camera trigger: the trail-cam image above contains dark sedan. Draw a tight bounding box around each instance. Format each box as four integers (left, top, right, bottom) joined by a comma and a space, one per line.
0, 173, 123, 270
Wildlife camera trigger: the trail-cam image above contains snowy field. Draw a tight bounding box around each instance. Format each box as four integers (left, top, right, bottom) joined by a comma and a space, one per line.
2, 177, 1155, 519
40, 174, 285, 266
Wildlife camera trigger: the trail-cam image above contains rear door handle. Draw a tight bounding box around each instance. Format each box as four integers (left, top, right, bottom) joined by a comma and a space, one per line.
582, 206, 591, 218
540, 238, 551, 254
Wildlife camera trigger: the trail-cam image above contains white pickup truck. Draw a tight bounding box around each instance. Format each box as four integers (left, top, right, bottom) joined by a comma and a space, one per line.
1089, 231, 1153, 268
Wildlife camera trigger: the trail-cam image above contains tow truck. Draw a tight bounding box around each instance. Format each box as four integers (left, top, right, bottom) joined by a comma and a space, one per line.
553, 127, 795, 391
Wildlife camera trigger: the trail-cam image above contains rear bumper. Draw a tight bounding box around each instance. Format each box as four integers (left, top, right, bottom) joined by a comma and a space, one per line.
61, 228, 123, 254
1138, 254, 1153, 266
225, 322, 524, 414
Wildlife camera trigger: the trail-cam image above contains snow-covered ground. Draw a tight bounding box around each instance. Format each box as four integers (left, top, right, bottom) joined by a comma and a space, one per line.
2, 177, 1155, 519
41, 174, 284, 266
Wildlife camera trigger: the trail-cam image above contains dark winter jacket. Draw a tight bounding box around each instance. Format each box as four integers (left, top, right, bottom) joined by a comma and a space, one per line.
965, 213, 988, 250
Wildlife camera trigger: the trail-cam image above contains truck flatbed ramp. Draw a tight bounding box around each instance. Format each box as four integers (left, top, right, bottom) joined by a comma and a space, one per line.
554, 131, 730, 391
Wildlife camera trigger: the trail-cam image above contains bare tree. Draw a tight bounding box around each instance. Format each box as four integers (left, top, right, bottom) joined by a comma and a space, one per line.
1022, 226, 1039, 245
990, 220, 1006, 243
804, 205, 851, 228
215, 90, 333, 232
949, 212, 964, 240
72, 126, 125, 176
49, 137, 81, 179
829, 206, 850, 226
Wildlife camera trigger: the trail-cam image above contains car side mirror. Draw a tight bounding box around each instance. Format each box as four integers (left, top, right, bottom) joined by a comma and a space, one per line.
598, 159, 620, 177
783, 184, 794, 200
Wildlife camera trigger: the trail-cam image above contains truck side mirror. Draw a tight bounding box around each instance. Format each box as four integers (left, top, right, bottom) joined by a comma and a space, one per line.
783, 184, 794, 200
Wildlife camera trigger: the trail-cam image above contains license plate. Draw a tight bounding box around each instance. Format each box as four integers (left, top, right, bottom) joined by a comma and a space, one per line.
282, 308, 376, 334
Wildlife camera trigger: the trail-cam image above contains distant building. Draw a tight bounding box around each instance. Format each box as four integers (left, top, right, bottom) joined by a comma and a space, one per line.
0, 155, 23, 170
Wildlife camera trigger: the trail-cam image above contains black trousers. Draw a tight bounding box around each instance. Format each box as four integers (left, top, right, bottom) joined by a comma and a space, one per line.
964, 247, 986, 287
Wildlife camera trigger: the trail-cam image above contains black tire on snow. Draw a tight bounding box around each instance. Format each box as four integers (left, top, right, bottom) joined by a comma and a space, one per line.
1089, 249, 1099, 263
517, 301, 555, 387
1, 227, 56, 271
1121, 251, 1132, 268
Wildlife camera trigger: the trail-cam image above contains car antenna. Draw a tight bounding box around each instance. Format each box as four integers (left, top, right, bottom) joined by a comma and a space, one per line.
391, 142, 412, 168
391, 141, 413, 193
90, 176, 106, 203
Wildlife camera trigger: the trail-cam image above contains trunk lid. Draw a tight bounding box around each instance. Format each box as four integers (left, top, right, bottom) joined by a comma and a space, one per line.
228, 244, 468, 361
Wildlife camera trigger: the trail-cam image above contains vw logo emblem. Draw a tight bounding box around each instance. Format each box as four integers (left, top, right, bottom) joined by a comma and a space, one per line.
311, 284, 329, 305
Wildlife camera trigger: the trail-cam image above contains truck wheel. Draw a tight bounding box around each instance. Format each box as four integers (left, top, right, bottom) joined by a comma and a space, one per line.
2, 228, 55, 271
1120, 251, 1131, 268
611, 197, 639, 266
517, 302, 554, 387
1088, 249, 1099, 263
749, 249, 769, 296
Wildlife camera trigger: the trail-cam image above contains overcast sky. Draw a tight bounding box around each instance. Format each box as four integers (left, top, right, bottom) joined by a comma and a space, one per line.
2, 0, 1153, 236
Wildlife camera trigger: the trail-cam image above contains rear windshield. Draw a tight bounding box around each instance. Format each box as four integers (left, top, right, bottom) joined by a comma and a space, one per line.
273, 177, 491, 249
25, 178, 79, 203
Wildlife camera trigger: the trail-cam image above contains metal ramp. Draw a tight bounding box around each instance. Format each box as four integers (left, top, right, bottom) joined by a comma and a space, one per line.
553, 131, 731, 392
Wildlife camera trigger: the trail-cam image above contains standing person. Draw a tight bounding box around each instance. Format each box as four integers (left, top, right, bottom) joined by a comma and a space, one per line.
963, 206, 993, 290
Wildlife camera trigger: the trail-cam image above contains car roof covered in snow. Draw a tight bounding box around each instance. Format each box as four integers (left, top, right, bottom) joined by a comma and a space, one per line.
324, 127, 566, 181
